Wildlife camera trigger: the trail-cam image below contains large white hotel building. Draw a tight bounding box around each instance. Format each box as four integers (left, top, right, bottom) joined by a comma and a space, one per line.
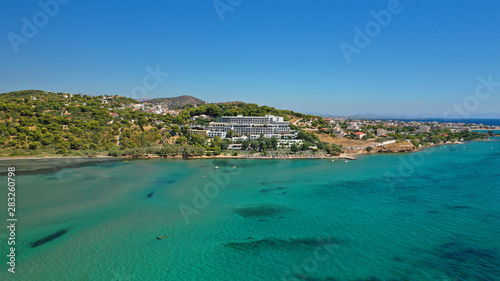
206, 115, 291, 137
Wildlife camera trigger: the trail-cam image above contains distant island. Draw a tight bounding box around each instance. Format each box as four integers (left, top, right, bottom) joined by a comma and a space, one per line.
0, 90, 496, 159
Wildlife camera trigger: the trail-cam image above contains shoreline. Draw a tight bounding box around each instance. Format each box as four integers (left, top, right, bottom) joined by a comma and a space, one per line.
0, 139, 494, 161
162, 154, 358, 160
0, 153, 357, 161
0, 155, 116, 161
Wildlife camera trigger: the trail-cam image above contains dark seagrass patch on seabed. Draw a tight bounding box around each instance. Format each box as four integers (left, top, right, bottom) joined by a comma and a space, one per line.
430, 240, 500, 280
147, 176, 178, 198
327, 178, 384, 194
442, 205, 471, 210
292, 274, 410, 281
0, 158, 123, 177
356, 277, 410, 281
30, 229, 68, 248
392, 256, 404, 262
164, 179, 177, 184
397, 196, 419, 204
261, 180, 288, 186
155, 178, 177, 185
292, 274, 339, 281
234, 204, 292, 218
260, 186, 288, 193
224, 237, 341, 252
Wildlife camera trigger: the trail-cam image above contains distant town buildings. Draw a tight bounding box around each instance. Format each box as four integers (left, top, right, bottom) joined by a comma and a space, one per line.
347, 122, 360, 130
332, 127, 346, 137
417, 126, 431, 133
354, 132, 367, 139
376, 128, 386, 136
129, 102, 181, 116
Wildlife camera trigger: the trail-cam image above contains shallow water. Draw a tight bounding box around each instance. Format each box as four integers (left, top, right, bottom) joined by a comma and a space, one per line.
1, 140, 499, 280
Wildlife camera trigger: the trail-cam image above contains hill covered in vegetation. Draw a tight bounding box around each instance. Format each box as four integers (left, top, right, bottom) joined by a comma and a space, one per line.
0, 90, 330, 157
146, 95, 207, 108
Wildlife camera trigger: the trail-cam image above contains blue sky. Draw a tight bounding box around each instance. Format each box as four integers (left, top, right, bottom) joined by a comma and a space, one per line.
1, 0, 500, 116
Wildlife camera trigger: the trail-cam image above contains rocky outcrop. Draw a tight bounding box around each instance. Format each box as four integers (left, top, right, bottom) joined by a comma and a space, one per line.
374, 143, 416, 153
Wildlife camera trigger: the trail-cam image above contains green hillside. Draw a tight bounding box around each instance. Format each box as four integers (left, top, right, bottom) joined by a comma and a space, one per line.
145, 95, 207, 108
0, 90, 329, 158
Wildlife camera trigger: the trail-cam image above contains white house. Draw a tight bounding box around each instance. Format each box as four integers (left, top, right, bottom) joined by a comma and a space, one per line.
207, 131, 227, 138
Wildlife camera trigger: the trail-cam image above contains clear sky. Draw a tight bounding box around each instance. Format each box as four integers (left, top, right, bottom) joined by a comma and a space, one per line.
1, 0, 500, 116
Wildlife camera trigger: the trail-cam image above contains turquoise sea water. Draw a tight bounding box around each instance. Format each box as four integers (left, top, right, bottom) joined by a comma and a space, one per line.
388, 118, 500, 127
1, 140, 500, 281
472, 130, 500, 134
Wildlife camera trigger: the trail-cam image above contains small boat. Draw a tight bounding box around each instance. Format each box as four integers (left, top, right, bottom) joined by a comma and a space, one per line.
156, 235, 168, 240
214, 166, 219, 169
345, 160, 349, 163
331, 160, 335, 162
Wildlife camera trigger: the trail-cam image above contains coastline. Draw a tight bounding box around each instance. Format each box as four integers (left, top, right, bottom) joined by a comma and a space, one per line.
0, 153, 357, 161
0, 155, 116, 161
154, 154, 358, 160
2, 139, 494, 162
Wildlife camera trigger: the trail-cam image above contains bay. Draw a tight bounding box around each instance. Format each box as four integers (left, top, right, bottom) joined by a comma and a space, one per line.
1, 140, 500, 280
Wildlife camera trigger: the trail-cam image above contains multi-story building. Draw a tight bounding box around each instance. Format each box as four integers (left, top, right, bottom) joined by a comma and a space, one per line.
278, 139, 303, 148
216, 115, 286, 124
232, 136, 249, 142
207, 115, 291, 136
207, 131, 227, 138
190, 129, 208, 136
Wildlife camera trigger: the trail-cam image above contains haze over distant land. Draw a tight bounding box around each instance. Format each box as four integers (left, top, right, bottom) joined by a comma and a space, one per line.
311, 113, 500, 119
1, 1, 499, 116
